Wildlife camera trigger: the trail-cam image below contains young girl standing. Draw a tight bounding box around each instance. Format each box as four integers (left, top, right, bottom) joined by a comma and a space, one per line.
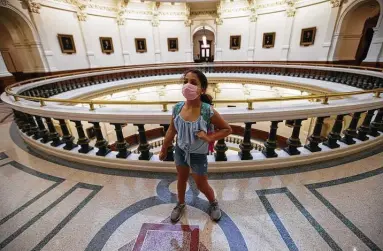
159, 69, 232, 222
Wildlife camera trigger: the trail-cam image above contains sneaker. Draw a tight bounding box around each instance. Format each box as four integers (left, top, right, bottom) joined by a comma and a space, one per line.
209, 199, 222, 221
171, 203, 185, 222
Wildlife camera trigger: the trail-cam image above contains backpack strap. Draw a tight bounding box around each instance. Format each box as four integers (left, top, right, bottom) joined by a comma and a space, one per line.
201, 102, 211, 129
173, 101, 185, 118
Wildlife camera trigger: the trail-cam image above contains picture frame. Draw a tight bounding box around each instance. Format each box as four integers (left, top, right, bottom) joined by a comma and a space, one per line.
167, 38, 178, 52
230, 35, 241, 50
263, 32, 276, 48
300, 27, 317, 46
135, 38, 147, 53
100, 37, 114, 54
58, 34, 76, 54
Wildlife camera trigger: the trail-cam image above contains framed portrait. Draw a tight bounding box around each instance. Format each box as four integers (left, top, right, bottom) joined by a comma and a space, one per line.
167, 38, 178, 52
300, 27, 317, 46
263, 32, 276, 48
100, 37, 114, 54
230, 35, 241, 50
135, 38, 147, 53
58, 34, 76, 54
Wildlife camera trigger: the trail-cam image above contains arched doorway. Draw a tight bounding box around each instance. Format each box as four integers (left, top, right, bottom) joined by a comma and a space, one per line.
193, 26, 215, 63
0, 7, 46, 75
333, 0, 380, 65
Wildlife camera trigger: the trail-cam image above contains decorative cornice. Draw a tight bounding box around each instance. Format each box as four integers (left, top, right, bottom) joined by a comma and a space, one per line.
191, 10, 216, 16
285, 0, 296, 17
330, 0, 341, 8
22, 0, 42, 13
151, 1, 160, 27
248, 0, 258, 22
116, 0, 128, 25
72, 0, 88, 21
0, 0, 9, 7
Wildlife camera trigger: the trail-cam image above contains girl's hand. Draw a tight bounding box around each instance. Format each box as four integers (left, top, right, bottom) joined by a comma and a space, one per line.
159, 148, 167, 161
196, 131, 212, 143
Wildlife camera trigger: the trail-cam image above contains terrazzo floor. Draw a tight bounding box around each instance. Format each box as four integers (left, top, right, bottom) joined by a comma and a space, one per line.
0, 119, 382, 251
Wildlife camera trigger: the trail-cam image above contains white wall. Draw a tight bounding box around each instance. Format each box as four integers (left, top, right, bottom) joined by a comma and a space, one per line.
159, 21, 189, 63
288, 2, 331, 61
40, 7, 89, 71
219, 16, 250, 61
254, 11, 286, 61
86, 15, 124, 67
125, 20, 155, 64
4, 0, 382, 72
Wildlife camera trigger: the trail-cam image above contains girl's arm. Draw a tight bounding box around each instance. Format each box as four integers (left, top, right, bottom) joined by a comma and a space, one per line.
159, 117, 177, 160
197, 109, 232, 142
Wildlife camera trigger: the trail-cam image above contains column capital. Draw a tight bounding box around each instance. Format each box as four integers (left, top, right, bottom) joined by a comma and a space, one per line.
22, 0, 41, 14
330, 0, 342, 8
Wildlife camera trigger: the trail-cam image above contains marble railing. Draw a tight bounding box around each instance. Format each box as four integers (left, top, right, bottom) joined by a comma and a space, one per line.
1, 63, 383, 172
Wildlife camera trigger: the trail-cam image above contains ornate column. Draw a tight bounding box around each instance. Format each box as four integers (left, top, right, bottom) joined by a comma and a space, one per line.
75, 1, 97, 68
262, 121, 282, 158
304, 117, 327, 152
364, 26, 383, 64
111, 123, 131, 159
247, 0, 258, 61
323, 114, 345, 149
184, 3, 193, 62
58, 119, 78, 150
357, 110, 375, 141
321, 0, 342, 61
284, 119, 305, 155
239, 122, 255, 160
368, 108, 383, 136
0, 53, 11, 77
34, 115, 49, 141
280, 1, 296, 61
152, 2, 161, 63
116, 2, 131, 65
214, 1, 223, 61
23, 0, 56, 71
214, 138, 228, 161
340, 112, 362, 145
90, 122, 111, 156
160, 124, 174, 161
73, 121, 94, 153
45, 118, 63, 147
134, 124, 153, 160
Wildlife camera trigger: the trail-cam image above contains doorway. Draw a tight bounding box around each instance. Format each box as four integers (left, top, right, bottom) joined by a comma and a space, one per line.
199, 40, 212, 62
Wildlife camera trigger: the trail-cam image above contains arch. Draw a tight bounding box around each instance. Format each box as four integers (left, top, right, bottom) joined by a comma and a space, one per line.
331, 0, 381, 63
0, 6, 46, 73
192, 24, 216, 37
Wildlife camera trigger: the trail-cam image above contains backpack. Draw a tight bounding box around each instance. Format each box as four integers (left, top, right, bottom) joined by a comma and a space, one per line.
173, 101, 211, 130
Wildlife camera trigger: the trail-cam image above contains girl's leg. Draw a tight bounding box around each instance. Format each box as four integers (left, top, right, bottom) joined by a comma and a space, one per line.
191, 173, 215, 202
176, 166, 190, 204
191, 173, 221, 221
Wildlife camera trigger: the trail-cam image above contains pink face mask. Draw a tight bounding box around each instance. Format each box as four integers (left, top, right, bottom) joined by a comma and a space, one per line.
182, 83, 199, 100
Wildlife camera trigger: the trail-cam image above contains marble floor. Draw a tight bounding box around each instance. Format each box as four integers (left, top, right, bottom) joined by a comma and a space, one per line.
0, 119, 382, 251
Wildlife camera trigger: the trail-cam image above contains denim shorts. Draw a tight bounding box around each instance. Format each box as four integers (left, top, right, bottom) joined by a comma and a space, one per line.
174, 146, 208, 176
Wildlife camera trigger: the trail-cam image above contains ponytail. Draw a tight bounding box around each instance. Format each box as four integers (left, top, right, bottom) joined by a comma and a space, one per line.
201, 93, 213, 105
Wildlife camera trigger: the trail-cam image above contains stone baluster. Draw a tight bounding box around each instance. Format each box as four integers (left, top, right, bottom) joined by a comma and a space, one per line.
323, 114, 345, 149
284, 119, 305, 155
160, 124, 174, 161
368, 108, 383, 136
304, 117, 327, 152
340, 112, 362, 145
111, 123, 131, 158
134, 124, 153, 160
58, 119, 78, 150
357, 110, 375, 141
34, 115, 49, 142
45, 117, 63, 147
73, 120, 94, 153
13, 110, 24, 130
89, 122, 111, 156
26, 114, 38, 137
214, 138, 228, 161
239, 122, 255, 160
262, 121, 282, 158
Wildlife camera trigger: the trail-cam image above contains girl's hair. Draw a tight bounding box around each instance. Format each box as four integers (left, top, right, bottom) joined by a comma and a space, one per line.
183, 69, 212, 104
